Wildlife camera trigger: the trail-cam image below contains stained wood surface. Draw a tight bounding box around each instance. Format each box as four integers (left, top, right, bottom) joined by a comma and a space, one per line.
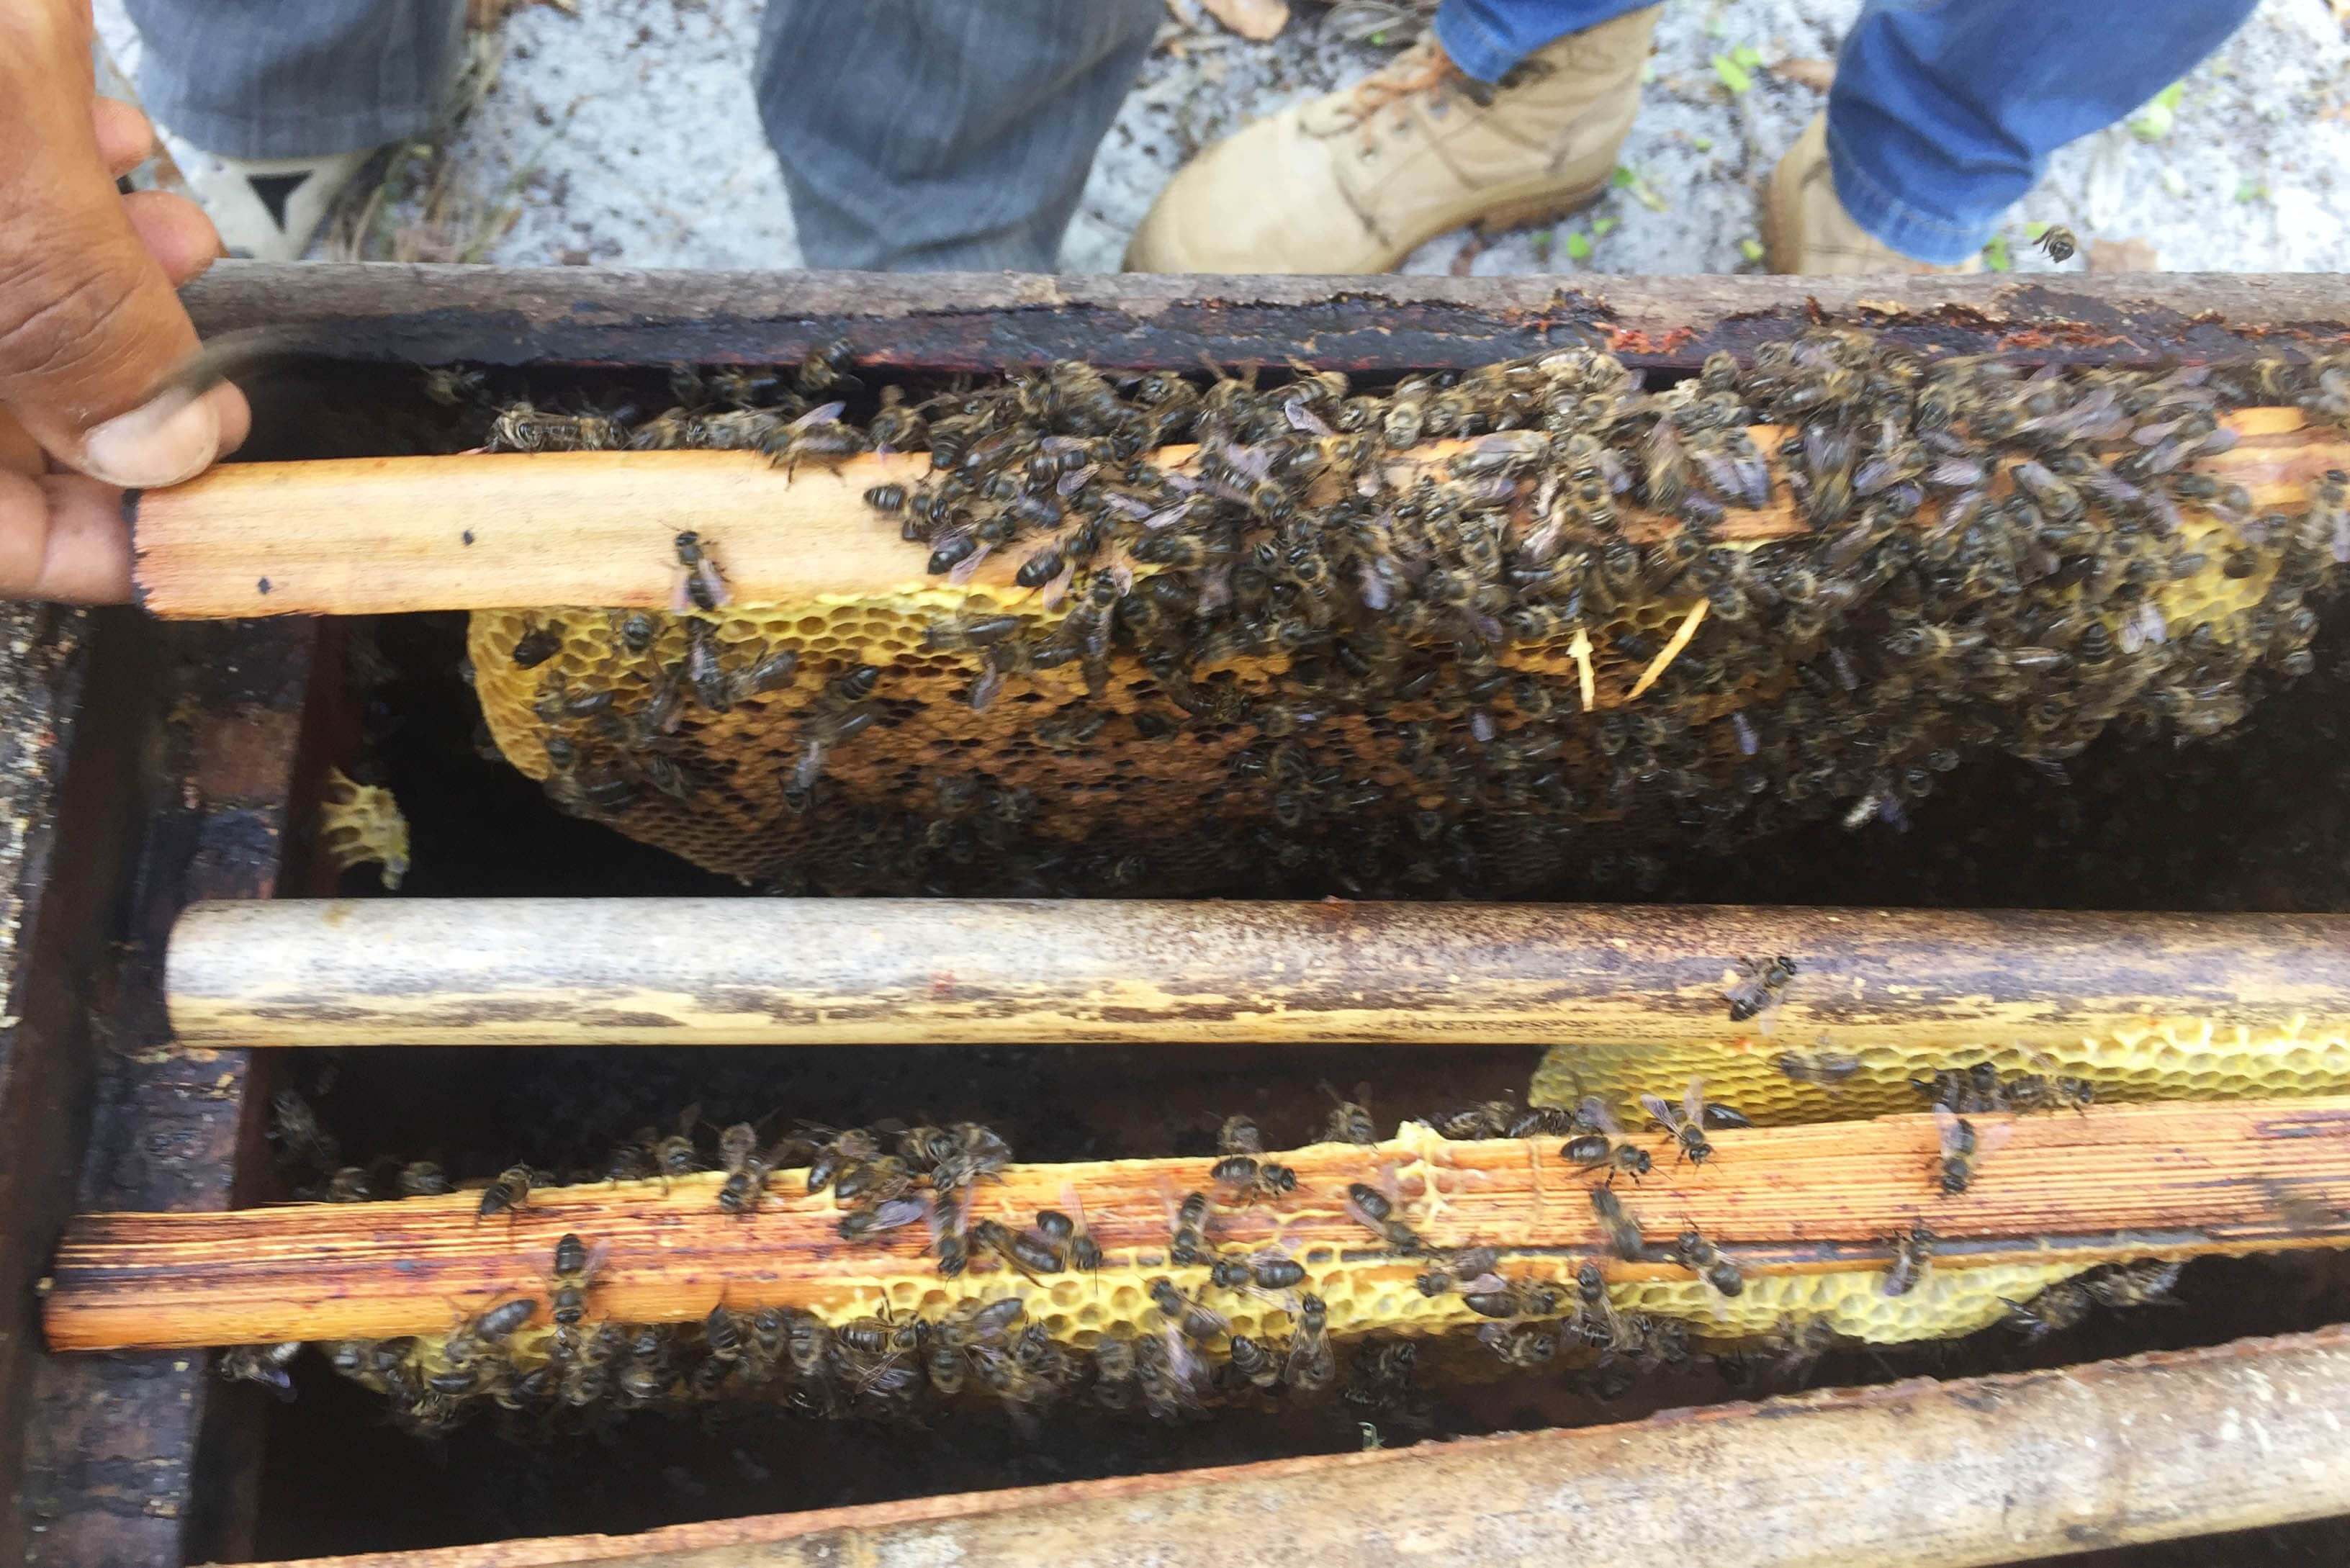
166, 897, 2350, 1048
43, 1096, 2350, 1351
20, 618, 317, 1568
128, 410, 2330, 618
220, 1326, 2350, 1568
179, 261, 2350, 374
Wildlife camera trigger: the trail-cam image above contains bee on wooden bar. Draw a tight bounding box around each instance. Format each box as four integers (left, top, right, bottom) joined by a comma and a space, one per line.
1210, 1154, 1297, 1206
1671, 1227, 1744, 1296
1724, 955, 1798, 1025
396, 1160, 451, 1197
1590, 1186, 1644, 1261
840, 1196, 929, 1242
672, 530, 730, 613
1880, 1221, 1935, 1297
1930, 1104, 1999, 1196
1170, 1189, 1213, 1265
716, 1122, 778, 1215
1640, 1078, 1718, 1168
477, 1165, 534, 1221
549, 1232, 608, 1325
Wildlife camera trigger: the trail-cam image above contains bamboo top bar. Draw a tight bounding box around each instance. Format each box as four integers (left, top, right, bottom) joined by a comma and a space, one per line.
40, 1097, 2350, 1351
238, 1325, 2350, 1568
165, 897, 2350, 1048
128, 408, 2331, 618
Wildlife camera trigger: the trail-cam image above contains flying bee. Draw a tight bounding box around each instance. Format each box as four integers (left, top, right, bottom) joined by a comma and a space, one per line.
2035, 225, 2078, 263
219, 1341, 303, 1401
1216, 1114, 1265, 1155
549, 1232, 610, 1326
1148, 1276, 1230, 1343
672, 530, 729, 612
477, 1165, 533, 1221
1210, 1154, 1298, 1206
1639, 1078, 1718, 1167
1881, 1221, 1935, 1297
1319, 1081, 1378, 1145
1672, 1227, 1744, 1296
1590, 1186, 1644, 1261
2081, 1260, 2184, 1309
1725, 955, 1798, 1025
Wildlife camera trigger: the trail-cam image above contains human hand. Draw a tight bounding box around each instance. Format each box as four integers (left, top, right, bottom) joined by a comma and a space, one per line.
0, 1, 249, 603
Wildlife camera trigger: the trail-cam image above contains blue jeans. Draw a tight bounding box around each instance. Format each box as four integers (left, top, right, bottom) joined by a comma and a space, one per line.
1437, 0, 2259, 264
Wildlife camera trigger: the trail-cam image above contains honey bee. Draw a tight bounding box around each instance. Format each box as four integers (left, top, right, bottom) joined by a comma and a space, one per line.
1881, 1220, 1935, 1297
839, 1197, 929, 1241
672, 530, 729, 612
1319, 1081, 1378, 1145
219, 1341, 303, 1401
762, 400, 867, 475
477, 1165, 534, 1221
1590, 1185, 1644, 1261
1215, 1114, 1265, 1155
1671, 1227, 1744, 1296
1341, 1180, 1421, 1251
714, 1123, 778, 1216
1148, 1276, 1230, 1343
1041, 1188, 1104, 1274
1775, 1049, 1863, 1088
1724, 955, 1798, 1025
2002, 1279, 2093, 1341
2035, 225, 2078, 264
1284, 1293, 1336, 1390
1478, 1323, 1559, 1368
443, 1295, 539, 1377
1209, 1154, 1298, 1205
510, 626, 563, 668
2081, 1259, 2184, 1308
423, 366, 487, 406
1169, 1189, 1215, 1265
549, 1231, 608, 1325
396, 1160, 451, 1197
793, 338, 860, 395
1932, 1104, 1989, 1195
1639, 1078, 1718, 1167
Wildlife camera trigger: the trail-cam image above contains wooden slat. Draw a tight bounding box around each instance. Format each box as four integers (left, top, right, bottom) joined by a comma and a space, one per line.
164, 897, 2350, 1049
127, 410, 2331, 618
41, 1096, 2350, 1351
178, 262, 2350, 374
226, 1326, 2350, 1568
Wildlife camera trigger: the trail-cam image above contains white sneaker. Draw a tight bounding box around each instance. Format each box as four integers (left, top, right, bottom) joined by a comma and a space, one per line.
155, 130, 382, 261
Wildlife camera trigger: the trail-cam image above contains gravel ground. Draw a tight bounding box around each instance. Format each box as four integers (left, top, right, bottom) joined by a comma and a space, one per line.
96, 0, 2350, 275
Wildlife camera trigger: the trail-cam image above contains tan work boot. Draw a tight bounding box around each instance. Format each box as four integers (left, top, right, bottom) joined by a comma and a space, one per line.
1124, 7, 1660, 274
1764, 113, 1980, 276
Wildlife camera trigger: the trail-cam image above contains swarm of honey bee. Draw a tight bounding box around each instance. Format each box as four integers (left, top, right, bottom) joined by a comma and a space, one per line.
235, 1074, 2208, 1440
467, 330, 2350, 896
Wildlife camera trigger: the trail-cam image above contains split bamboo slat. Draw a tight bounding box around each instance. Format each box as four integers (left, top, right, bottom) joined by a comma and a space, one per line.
40, 1096, 2350, 1352
232, 1325, 2350, 1568
165, 897, 2350, 1050
128, 409, 2333, 618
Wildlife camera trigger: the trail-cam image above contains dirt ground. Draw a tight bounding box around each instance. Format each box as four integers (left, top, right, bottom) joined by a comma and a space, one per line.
93, 0, 2350, 275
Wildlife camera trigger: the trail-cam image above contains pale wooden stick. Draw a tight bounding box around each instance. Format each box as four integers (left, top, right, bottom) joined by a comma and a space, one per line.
233, 1325, 2350, 1568
127, 410, 2333, 618
40, 1097, 2350, 1351
164, 897, 2350, 1049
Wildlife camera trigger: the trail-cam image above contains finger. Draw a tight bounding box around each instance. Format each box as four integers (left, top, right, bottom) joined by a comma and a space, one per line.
122, 189, 225, 287
0, 469, 133, 604
0, 409, 40, 477
92, 97, 156, 180
211, 381, 251, 457
0, 58, 211, 485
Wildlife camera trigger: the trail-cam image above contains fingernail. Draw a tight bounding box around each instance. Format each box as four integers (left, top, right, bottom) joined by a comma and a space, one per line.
80, 389, 221, 488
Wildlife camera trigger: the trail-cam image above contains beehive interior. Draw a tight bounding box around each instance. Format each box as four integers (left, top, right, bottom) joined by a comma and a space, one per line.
209, 339, 2350, 1562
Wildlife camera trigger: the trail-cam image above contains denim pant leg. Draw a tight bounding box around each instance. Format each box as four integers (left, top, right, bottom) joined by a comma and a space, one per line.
1433, 0, 1655, 84
125, 0, 466, 158
1828, 0, 2260, 263
757, 0, 1160, 271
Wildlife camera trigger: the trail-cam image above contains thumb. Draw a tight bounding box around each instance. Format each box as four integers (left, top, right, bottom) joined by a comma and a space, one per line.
0, 6, 217, 487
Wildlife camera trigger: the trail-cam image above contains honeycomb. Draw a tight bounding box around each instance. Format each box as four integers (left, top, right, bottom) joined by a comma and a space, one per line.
1536, 1016, 2350, 1126
465, 337, 2345, 898
316, 767, 410, 890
